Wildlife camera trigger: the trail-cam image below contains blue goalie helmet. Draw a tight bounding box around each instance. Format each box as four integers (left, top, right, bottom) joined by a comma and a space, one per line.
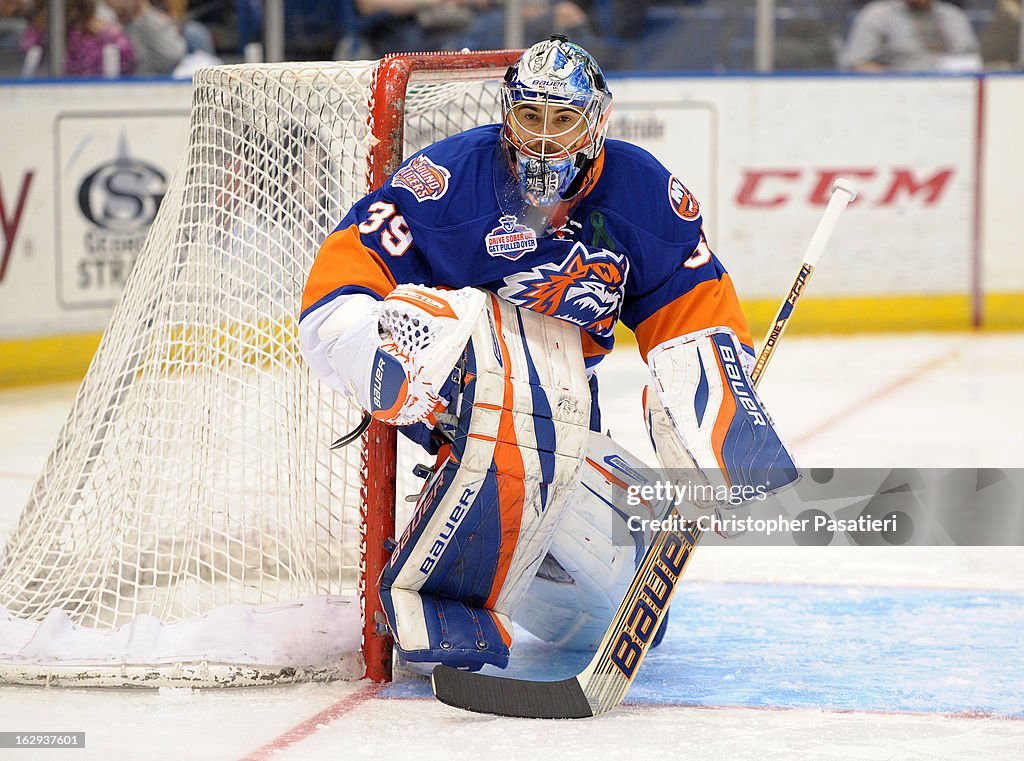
498, 35, 613, 236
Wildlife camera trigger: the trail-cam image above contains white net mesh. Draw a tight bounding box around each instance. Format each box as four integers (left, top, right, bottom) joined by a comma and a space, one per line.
0, 59, 506, 686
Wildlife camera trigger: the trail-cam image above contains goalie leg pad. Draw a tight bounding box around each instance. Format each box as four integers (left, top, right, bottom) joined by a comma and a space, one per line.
513, 432, 674, 651
379, 587, 512, 672
646, 328, 799, 510
379, 296, 591, 671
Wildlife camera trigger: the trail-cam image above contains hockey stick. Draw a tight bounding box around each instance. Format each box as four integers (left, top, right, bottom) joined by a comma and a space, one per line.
750, 178, 858, 385
430, 178, 858, 719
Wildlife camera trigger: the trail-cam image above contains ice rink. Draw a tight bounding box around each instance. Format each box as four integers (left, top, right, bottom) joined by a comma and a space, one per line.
1, 332, 1022, 760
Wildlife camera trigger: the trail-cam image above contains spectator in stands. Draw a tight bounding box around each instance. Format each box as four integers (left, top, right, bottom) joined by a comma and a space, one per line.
0, 0, 27, 19
839, 0, 982, 72
354, 0, 604, 60
0, 0, 30, 77
451, 0, 604, 55
104, 0, 188, 74
20, 0, 137, 76
155, 1, 218, 57
9, 0, 121, 25
355, 0, 488, 55
114, 1, 221, 75
981, 0, 1021, 68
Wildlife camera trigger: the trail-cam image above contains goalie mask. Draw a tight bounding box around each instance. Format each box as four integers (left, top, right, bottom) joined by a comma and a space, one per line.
497, 36, 613, 237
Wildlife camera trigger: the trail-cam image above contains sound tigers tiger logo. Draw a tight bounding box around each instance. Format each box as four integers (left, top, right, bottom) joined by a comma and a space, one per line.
498, 242, 629, 337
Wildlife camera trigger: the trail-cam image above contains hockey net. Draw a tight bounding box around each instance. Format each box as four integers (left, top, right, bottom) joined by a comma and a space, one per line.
0, 53, 518, 687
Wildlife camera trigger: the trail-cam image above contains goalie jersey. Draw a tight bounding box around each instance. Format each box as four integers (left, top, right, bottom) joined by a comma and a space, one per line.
301, 124, 753, 372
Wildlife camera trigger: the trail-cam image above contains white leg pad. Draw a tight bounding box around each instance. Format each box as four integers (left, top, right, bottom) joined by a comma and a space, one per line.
513, 431, 666, 650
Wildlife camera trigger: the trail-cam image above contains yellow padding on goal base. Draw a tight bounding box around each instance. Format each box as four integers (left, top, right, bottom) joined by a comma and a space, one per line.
1, 293, 1021, 388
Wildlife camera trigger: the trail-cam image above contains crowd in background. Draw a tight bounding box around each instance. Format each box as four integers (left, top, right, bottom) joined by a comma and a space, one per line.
0, 0, 221, 76
0, 0, 1021, 78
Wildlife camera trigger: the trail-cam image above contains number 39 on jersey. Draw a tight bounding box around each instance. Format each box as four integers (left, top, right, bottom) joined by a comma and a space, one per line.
358, 201, 413, 257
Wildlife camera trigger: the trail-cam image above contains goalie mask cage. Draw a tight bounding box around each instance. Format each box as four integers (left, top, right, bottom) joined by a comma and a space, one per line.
0, 52, 519, 687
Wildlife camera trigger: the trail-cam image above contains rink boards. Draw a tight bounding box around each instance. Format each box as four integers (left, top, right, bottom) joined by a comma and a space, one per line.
1, 73, 1023, 386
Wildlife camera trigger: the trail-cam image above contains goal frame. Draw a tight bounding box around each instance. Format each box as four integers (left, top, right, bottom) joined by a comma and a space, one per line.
0, 50, 521, 689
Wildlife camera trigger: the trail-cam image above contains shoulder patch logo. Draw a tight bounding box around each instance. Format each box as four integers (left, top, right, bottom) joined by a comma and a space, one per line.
391, 155, 451, 202
485, 215, 538, 260
498, 242, 628, 338
668, 175, 700, 220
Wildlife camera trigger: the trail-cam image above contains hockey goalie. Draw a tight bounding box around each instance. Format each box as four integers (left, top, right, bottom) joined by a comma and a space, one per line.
299, 37, 799, 673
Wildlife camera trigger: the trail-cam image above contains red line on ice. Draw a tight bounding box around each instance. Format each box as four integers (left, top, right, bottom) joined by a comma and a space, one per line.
237, 682, 384, 761
792, 346, 960, 448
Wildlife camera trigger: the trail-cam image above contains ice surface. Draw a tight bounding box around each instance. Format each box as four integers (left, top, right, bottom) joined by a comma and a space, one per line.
0, 334, 1022, 760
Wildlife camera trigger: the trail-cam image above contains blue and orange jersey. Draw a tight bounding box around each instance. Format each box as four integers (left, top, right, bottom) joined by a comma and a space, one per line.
300, 124, 752, 371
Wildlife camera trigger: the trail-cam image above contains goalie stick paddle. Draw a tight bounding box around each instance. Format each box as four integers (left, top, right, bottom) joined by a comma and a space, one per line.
431, 179, 858, 719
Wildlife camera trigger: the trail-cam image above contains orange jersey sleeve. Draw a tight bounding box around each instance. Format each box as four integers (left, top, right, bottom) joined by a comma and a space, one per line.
301, 225, 398, 318
632, 272, 753, 361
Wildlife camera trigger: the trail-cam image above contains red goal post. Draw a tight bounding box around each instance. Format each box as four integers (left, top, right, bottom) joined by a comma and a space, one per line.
363, 51, 522, 684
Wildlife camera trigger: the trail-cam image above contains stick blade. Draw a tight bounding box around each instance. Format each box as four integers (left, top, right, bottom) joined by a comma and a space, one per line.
431, 665, 594, 719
